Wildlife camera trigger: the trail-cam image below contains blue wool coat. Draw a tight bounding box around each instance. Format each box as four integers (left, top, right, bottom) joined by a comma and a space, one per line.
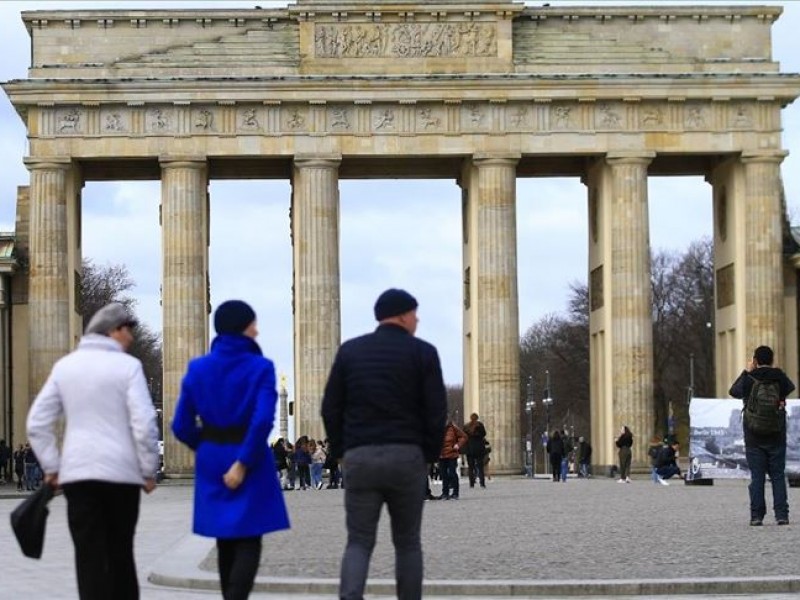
172, 334, 290, 539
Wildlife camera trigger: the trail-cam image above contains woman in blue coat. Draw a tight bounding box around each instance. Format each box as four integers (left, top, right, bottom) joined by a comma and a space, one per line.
172, 300, 290, 600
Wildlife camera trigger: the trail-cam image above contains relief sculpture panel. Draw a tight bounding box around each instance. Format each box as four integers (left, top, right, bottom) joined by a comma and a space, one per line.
314, 22, 497, 59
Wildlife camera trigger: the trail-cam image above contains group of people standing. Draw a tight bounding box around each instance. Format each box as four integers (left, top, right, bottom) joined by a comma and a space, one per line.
545, 431, 593, 481
434, 413, 490, 500
272, 436, 340, 491
1, 440, 43, 491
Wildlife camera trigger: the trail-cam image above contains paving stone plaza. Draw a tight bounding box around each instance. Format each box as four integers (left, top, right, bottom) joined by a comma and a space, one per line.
2, 476, 798, 598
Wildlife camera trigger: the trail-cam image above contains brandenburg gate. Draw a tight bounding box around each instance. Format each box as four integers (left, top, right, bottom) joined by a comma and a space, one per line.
4, 0, 800, 475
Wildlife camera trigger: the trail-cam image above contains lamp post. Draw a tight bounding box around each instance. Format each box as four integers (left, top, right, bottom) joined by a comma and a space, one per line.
525, 376, 535, 477
542, 370, 553, 475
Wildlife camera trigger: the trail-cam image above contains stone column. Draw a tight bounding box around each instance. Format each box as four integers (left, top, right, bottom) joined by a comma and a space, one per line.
741, 151, 787, 360
607, 153, 655, 468
24, 158, 71, 402
291, 155, 341, 442
160, 157, 209, 476
473, 154, 521, 475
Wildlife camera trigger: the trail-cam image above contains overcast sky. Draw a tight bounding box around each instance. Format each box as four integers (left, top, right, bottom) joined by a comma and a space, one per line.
1, 1, 799, 397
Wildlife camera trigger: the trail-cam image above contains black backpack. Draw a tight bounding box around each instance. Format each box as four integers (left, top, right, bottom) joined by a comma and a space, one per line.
743, 375, 785, 435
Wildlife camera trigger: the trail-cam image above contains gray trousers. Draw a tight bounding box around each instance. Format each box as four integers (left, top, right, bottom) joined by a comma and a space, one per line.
339, 444, 427, 600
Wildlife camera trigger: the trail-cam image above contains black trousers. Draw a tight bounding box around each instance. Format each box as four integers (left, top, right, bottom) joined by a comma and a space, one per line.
217, 537, 262, 600
62, 481, 141, 600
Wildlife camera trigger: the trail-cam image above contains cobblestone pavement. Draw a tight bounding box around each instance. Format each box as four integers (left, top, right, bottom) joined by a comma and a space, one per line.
1, 475, 798, 599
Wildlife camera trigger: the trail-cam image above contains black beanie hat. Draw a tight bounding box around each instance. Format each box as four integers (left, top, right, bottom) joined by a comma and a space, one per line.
374, 288, 418, 321
214, 300, 256, 334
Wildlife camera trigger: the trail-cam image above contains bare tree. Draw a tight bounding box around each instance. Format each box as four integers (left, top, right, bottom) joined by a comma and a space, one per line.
519, 238, 714, 450
79, 259, 163, 409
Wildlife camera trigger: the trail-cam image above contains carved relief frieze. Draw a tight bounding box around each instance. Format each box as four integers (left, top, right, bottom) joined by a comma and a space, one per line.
506, 103, 531, 131
284, 107, 308, 132
596, 103, 623, 129
417, 106, 444, 131
102, 110, 127, 132
685, 103, 708, 130
40, 98, 778, 139
550, 104, 575, 130
328, 106, 352, 131
193, 108, 215, 131
56, 108, 82, 134
463, 103, 491, 132
314, 22, 497, 59
239, 107, 260, 131
147, 107, 175, 133
373, 108, 396, 132
731, 103, 753, 129
639, 105, 665, 129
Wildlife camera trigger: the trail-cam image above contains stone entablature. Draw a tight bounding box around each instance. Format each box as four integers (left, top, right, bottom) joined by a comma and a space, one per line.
17, 4, 782, 79
29, 99, 783, 140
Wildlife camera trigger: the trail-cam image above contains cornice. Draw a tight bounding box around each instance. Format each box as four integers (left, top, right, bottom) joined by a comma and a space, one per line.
4, 73, 800, 106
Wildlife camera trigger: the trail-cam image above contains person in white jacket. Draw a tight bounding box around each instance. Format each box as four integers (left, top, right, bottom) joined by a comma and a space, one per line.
26, 302, 159, 600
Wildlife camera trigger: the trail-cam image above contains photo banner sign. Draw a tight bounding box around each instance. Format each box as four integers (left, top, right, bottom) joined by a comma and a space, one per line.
688, 398, 800, 481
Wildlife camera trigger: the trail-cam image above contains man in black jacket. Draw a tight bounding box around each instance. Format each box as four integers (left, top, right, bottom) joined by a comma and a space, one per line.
322, 288, 447, 600
729, 345, 795, 526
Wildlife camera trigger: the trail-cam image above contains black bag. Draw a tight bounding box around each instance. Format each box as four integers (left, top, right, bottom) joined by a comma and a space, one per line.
743, 375, 785, 435
10, 484, 55, 559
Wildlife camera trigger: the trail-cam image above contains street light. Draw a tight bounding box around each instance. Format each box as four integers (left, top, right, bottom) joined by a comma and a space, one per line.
542, 370, 553, 475
525, 376, 535, 477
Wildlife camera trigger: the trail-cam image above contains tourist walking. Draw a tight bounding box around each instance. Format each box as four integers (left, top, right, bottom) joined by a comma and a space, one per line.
0, 439, 10, 484
546, 430, 565, 482
321, 288, 447, 600
463, 413, 487, 488
729, 345, 795, 526
172, 300, 290, 599
26, 302, 160, 599
13, 444, 25, 490
615, 426, 633, 483
577, 436, 592, 478
438, 418, 467, 500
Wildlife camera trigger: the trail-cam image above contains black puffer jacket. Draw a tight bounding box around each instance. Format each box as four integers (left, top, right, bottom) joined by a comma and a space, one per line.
321, 324, 447, 462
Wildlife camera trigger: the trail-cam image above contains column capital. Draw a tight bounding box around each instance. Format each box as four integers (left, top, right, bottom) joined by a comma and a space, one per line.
740, 149, 789, 165
472, 152, 521, 167
605, 151, 656, 166
293, 154, 342, 169
23, 156, 72, 171
159, 156, 207, 170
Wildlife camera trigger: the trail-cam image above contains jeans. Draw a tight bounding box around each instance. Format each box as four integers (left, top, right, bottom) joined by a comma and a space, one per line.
579, 462, 589, 478
24, 464, 38, 490
217, 537, 262, 600
340, 444, 427, 600
656, 464, 681, 480
62, 481, 141, 600
438, 457, 459, 498
311, 463, 323, 488
560, 457, 569, 481
745, 442, 789, 521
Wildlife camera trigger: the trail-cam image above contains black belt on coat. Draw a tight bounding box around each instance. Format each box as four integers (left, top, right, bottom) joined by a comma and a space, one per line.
200, 424, 247, 444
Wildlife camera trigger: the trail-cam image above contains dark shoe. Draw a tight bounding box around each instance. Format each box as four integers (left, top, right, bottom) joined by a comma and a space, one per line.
451, 495, 459, 500
777, 519, 790, 526
750, 519, 763, 526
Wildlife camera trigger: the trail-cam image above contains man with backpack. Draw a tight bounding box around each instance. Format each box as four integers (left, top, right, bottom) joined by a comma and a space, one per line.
729, 345, 795, 526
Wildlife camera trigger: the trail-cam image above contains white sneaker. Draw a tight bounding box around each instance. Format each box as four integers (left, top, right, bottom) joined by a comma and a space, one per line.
625, 477, 631, 483
658, 477, 669, 486
617, 478, 625, 483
